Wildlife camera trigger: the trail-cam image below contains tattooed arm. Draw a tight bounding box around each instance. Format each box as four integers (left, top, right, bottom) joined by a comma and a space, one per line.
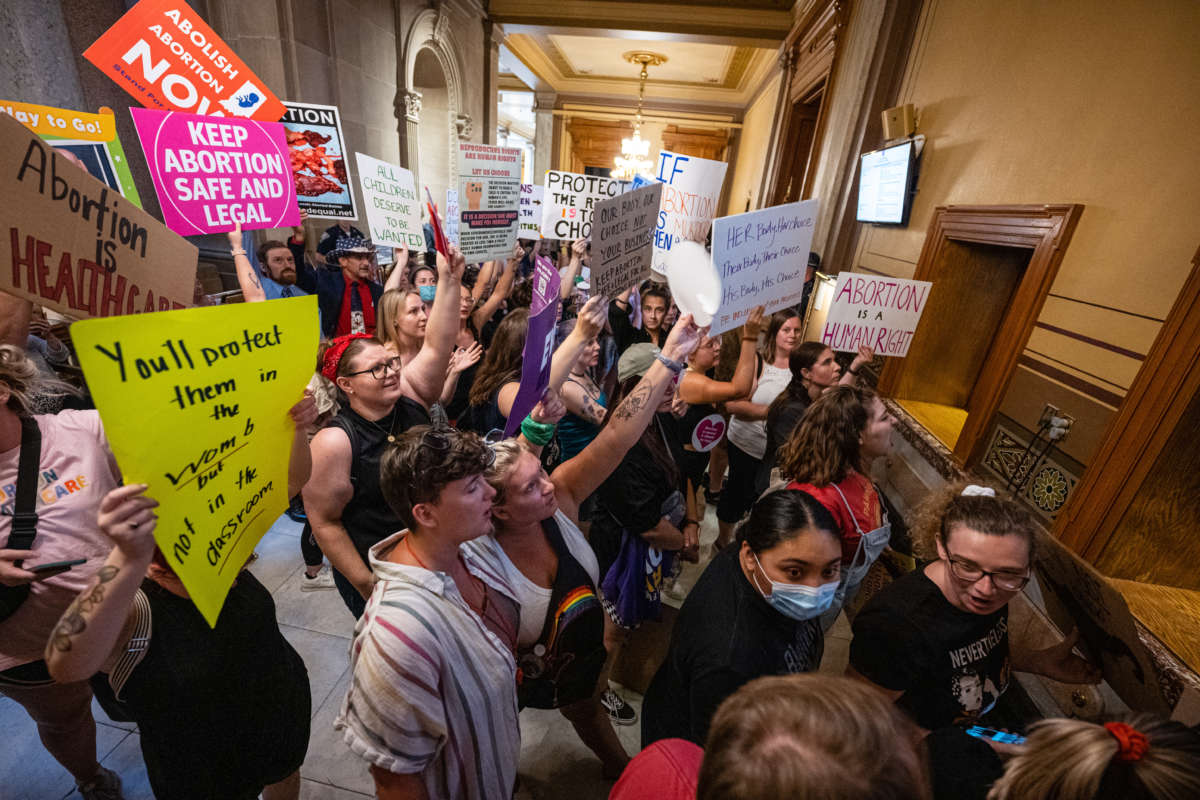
552, 315, 705, 517
45, 484, 158, 683
560, 377, 607, 425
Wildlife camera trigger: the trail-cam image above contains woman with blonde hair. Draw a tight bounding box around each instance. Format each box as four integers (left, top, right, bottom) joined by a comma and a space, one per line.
987, 713, 1200, 800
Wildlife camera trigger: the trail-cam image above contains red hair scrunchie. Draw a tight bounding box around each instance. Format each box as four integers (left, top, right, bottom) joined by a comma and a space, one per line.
320, 333, 373, 381
1104, 721, 1149, 762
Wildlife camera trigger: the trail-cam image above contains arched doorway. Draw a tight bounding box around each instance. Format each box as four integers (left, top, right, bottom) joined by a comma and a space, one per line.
412, 48, 453, 212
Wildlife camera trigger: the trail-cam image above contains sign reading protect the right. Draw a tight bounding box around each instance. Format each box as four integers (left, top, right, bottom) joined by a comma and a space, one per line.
822, 272, 932, 357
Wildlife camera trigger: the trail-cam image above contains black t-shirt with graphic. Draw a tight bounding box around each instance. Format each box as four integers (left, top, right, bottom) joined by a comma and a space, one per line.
641, 546, 824, 747
849, 568, 1011, 731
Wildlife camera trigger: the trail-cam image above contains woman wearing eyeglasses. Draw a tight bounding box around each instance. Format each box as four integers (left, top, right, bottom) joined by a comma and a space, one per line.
303, 247, 466, 618
848, 482, 1101, 735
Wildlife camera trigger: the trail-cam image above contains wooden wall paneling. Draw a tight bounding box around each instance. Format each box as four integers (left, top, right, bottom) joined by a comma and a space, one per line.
1054, 248, 1200, 573
564, 117, 631, 172
660, 126, 729, 161
878, 204, 1084, 465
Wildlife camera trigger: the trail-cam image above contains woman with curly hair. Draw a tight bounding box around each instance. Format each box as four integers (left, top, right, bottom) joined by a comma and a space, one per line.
777, 385, 894, 627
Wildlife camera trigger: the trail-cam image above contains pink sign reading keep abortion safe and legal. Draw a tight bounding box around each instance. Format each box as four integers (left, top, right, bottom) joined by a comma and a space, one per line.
130, 107, 300, 236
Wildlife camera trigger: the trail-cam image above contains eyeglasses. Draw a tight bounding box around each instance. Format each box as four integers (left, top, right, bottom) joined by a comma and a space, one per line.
346, 356, 402, 380
946, 552, 1030, 592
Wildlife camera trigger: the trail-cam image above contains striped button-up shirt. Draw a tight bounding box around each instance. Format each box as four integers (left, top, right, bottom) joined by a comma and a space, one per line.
336, 530, 521, 800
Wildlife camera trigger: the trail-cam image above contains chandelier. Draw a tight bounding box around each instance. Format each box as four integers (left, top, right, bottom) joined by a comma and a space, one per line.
613, 52, 667, 180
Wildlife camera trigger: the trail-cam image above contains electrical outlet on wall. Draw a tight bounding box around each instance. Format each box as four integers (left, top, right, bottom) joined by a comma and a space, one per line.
1039, 403, 1060, 427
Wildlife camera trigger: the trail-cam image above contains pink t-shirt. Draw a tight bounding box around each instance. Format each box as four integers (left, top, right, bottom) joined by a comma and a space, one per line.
0, 410, 122, 670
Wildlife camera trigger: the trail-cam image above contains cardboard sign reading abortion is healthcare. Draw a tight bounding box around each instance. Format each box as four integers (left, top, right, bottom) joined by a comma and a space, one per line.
541, 171, 628, 240
0, 113, 196, 319
653, 150, 728, 275
591, 182, 663, 299
72, 297, 318, 626
505, 257, 562, 437
458, 143, 523, 263
84, 0, 285, 121
709, 199, 819, 336
131, 108, 299, 235
519, 184, 544, 238
822, 272, 932, 357
355, 153, 423, 250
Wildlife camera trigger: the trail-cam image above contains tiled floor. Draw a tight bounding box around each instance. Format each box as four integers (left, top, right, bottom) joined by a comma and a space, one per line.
2, 500, 851, 800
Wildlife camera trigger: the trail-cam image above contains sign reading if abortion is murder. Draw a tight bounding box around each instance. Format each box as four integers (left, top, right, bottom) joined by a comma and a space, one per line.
652, 150, 727, 275
822, 272, 933, 357
130, 108, 299, 235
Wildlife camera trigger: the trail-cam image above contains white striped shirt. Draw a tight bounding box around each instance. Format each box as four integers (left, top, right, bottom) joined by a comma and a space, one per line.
336, 530, 521, 800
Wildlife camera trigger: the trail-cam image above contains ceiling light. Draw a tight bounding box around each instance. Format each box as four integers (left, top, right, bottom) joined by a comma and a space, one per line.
614, 51, 666, 180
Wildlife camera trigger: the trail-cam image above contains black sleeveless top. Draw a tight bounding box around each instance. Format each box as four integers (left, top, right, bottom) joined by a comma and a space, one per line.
673, 399, 724, 489
326, 396, 430, 565
113, 574, 310, 799
516, 515, 607, 710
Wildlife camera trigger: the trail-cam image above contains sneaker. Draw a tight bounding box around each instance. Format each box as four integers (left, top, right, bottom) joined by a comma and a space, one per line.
77, 767, 123, 800
285, 495, 307, 523
601, 688, 637, 726
301, 565, 336, 591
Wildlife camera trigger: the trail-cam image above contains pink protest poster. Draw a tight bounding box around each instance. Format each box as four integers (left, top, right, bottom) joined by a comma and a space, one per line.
130, 108, 300, 236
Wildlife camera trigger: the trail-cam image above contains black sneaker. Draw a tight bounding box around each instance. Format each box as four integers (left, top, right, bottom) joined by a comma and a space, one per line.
285, 494, 307, 523
601, 688, 637, 726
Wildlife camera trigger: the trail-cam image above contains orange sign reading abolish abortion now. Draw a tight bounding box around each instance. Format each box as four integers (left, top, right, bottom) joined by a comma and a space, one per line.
84, 0, 285, 122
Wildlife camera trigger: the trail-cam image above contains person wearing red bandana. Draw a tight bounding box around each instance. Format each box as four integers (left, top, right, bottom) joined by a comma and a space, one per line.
303, 246, 467, 618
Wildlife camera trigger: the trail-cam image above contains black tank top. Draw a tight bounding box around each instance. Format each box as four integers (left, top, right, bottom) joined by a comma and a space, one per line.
326, 396, 430, 564
113, 574, 310, 799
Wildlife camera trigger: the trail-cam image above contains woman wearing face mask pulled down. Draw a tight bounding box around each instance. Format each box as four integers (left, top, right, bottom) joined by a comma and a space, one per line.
640, 489, 842, 748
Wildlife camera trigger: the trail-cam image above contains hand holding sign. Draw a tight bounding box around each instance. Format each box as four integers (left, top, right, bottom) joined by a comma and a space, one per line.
96, 484, 160, 560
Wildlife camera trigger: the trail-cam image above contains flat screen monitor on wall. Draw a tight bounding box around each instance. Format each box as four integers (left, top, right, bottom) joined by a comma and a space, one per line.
856, 140, 917, 225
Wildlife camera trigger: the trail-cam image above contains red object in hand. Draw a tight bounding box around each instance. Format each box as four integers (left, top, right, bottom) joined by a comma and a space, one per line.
425, 188, 450, 257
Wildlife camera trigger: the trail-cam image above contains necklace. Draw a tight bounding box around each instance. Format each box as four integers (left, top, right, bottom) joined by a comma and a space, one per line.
404, 537, 517, 649
362, 405, 400, 443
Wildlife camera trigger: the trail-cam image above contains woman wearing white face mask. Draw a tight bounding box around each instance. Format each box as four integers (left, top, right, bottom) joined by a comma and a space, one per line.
640, 489, 842, 748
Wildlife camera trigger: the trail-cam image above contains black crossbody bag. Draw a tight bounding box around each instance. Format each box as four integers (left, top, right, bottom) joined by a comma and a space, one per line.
0, 417, 42, 622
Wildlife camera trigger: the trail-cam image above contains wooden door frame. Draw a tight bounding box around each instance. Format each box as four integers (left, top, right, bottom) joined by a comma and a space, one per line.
877, 204, 1084, 465
1054, 246, 1200, 559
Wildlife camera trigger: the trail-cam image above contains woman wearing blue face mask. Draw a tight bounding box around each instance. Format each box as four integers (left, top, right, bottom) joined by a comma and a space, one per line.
640, 489, 842, 748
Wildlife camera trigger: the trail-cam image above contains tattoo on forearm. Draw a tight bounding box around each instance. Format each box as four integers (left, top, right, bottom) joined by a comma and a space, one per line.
48, 565, 119, 653
614, 383, 652, 421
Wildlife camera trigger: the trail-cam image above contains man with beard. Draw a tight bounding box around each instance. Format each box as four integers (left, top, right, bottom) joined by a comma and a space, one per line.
228, 220, 312, 302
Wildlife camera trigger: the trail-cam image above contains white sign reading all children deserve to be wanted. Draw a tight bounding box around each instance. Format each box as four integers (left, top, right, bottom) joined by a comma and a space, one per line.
708, 199, 819, 336
822, 272, 932, 357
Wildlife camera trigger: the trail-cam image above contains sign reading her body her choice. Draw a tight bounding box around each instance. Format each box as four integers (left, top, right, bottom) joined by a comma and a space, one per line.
707, 199, 820, 335
591, 182, 663, 299
0, 113, 196, 319
505, 256, 562, 437
822, 272, 932, 357
519, 184, 544, 239
354, 153, 423, 250
71, 297, 319, 627
130, 108, 300, 236
84, 0, 285, 122
457, 143, 523, 262
281, 102, 356, 220
2, 101, 141, 206
540, 171, 629, 240
652, 150, 728, 275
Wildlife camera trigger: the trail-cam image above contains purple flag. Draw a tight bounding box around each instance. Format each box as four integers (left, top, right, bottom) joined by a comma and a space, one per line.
504, 256, 562, 436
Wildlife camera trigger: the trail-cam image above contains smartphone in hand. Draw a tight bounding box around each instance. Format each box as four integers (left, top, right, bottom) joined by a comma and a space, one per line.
965, 725, 1027, 746
30, 558, 87, 579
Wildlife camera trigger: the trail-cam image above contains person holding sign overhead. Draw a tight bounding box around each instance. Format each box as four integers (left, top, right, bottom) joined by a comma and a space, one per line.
303, 245, 467, 618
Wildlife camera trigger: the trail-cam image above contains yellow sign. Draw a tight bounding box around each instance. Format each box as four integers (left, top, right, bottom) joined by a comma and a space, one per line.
0, 100, 118, 142
72, 297, 319, 626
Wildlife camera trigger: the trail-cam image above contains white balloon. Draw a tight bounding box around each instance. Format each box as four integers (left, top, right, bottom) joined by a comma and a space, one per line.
666, 240, 721, 327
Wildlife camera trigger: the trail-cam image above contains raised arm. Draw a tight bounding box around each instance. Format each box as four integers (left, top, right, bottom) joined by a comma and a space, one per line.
287, 391, 318, 498
303, 428, 372, 599
472, 244, 520, 331
679, 307, 764, 405
561, 377, 607, 426
227, 222, 266, 303
549, 294, 607, 395
383, 242, 409, 293
840, 346, 875, 386
559, 238, 587, 300
45, 485, 158, 683
553, 315, 704, 512
402, 245, 465, 408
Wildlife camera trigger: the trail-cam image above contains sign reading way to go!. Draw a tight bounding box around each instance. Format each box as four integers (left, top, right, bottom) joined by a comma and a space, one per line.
72, 297, 319, 626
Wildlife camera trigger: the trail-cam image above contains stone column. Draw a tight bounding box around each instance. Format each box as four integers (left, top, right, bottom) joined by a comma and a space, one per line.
533, 90, 557, 180
396, 88, 422, 180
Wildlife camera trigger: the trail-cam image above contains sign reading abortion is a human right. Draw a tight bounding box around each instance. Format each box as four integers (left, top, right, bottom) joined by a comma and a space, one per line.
822, 272, 932, 357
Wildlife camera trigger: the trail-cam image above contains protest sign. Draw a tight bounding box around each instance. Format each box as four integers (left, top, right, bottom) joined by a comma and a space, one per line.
445, 189, 460, 245
541, 171, 628, 240
709, 199, 819, 335
2, 101, 141, 205
821, 272, 932, 357
281, 102, 356, 219
130, 108, 299, 236
84, 0, 285, 121
71, 297, 318, 626
652, 150, 727, 275
519, 183, 543, 239
458, 143, 522, 262
591, 182, 663, 299
504, 256, 561, 436
354, 153, 423, 250
0, 113, 195, 319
